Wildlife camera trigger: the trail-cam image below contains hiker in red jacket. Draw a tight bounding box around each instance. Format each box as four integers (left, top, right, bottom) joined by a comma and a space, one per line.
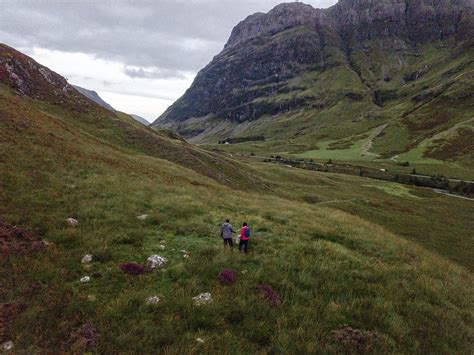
239, 222, 250, 254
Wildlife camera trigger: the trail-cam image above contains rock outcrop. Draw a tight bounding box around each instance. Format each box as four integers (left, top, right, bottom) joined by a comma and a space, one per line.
0, 44, 111, 112
152, 0, 474, 144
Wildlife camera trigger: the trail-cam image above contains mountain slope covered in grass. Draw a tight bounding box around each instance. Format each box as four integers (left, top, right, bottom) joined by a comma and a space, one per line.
1, 45, 473, 353
153, 0, 474, 169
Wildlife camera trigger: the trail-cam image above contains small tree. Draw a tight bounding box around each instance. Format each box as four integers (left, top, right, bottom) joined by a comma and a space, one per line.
411, 168, 417, 175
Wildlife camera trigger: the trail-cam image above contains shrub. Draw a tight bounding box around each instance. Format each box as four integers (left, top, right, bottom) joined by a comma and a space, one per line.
119, 262, 147, 275
64, 322, 101, 351
218, 269, 237, 284
257, 284, 282, 306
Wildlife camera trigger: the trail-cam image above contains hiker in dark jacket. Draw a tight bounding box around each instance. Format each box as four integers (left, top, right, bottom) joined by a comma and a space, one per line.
239, 222, 251, 254
220, 219, 236, 250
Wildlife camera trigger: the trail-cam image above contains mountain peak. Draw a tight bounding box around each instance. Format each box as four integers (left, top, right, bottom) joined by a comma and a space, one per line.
225, 2, 328, 48
153, 0, 473, 153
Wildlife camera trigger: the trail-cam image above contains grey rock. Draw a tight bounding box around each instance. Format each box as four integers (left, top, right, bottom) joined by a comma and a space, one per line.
66, 218, 79, 227
80, 276, 90, 283
146, 296, 161, 305
147, 255, 167, 269
2, 341, 14, 351
81, 254, 93, 263
192, 292, 213, 305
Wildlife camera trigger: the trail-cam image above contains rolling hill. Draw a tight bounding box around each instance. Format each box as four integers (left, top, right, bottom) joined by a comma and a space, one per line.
1, 37, 473, 354
72, 85, 115, 112
152, 0, 474, 170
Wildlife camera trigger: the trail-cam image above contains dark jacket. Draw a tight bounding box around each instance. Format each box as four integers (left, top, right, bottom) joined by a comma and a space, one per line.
220, 222, 235, 239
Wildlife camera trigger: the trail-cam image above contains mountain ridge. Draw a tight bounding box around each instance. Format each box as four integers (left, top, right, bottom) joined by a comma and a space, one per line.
152, 0, 474, 167
72, 85, 115, 111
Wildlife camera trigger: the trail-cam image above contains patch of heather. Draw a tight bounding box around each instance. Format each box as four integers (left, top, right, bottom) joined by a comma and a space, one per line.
0, 303, 27, 343
257, 284, 282, 306
63, 322, 101, 351
119, 262, 147, 275
217, 269, 237, 284
331, 326, 378, 353
0, 221, 45, 256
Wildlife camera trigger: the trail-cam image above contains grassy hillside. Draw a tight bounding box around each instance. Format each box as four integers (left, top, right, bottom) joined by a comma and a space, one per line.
1, 75, 473, 355
200, 39, 474, 177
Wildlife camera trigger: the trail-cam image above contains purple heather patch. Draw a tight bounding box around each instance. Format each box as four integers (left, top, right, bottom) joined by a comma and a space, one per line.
119, 262, 147, 275
64, 322, 101, 351
258, 284, 282, 306
217, 269, 237, 284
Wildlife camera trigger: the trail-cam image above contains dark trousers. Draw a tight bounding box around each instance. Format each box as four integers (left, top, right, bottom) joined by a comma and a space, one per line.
223, 238, 233, 249
239, 239, 249, 253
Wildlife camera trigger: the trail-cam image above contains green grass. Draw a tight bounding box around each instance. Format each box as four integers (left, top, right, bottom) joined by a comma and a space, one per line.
1, 84, 473, 353
291, 138, 373, 161
192, 41, 474, 179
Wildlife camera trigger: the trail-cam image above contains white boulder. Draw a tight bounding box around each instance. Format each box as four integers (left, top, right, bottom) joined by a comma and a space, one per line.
80, 276, 90, 283
2, 341, 14, 351
146, 296, 161, 305
196, 338, 205, 344
81, 254, 93, 263
147, 255, 166, 269
192, 292, 212, 305
136, 214, 148, 220
66, 218, 79, 227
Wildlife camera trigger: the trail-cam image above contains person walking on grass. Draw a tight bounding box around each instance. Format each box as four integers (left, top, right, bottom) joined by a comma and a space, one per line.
220, 219, 236, 251
239, 222, 251, 254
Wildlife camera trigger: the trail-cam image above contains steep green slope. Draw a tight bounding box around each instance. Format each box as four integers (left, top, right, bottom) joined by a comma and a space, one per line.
153, 0, 474, 170
1, 46, 473, 353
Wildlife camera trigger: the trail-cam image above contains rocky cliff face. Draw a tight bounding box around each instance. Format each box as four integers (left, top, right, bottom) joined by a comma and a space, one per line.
0, 44, 107, 112
152, 0, 473, 145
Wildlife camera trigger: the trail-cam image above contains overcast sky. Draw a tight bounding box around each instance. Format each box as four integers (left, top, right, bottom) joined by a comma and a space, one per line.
0, 0, 337, 122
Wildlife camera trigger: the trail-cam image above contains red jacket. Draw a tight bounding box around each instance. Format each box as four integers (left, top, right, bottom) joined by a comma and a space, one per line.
240, 226, 250, 241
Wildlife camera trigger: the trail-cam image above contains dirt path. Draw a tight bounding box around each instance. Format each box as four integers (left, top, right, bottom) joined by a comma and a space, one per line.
430, 188, 474, 201
362, 124, 388, 157
314, 198, 361, 205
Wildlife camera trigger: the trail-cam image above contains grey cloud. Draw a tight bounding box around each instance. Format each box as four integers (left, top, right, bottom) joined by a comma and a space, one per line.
123, 66, 187, 80
0, 0, 337, 72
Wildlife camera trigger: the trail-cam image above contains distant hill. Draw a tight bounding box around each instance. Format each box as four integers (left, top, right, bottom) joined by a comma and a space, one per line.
72, 85, 115, 111
153, 0, 474, 167
0, 43, 264, 189
130, 114, 150, 125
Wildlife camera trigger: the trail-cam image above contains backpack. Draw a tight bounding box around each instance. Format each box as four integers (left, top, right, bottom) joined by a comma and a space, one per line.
244, 227, 250, 238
